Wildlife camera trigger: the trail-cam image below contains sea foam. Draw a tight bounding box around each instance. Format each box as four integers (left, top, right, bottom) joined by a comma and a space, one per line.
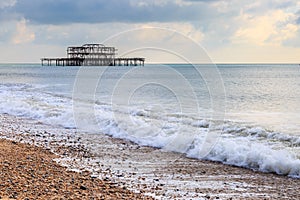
1, 83, 300, 177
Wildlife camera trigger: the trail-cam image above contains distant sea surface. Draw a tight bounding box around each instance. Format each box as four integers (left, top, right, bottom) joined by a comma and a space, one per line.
1, 63, 300, 177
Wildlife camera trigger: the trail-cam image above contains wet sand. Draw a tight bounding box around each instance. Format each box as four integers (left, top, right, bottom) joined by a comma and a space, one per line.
0, 114, 299, 199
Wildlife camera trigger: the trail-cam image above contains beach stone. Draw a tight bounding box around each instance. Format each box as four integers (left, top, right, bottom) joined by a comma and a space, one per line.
0, 139, 153, 200
80, 185, 87, 190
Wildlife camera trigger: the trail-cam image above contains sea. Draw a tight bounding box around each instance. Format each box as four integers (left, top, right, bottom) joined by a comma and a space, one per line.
1, 63, 300, 177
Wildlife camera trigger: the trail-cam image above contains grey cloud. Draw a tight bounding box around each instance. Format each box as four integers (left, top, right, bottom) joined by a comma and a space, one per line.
274, 1, 295, 9
11, 0, 216, 25
183, 0, 221, 2
6, 0, 297, 26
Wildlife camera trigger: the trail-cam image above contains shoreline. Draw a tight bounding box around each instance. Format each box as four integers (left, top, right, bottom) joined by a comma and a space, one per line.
0, 114, 300, 199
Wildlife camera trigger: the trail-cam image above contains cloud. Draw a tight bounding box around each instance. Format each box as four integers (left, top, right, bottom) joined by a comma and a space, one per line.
183, 0, 221, 2
233, 10, 299, 46
31, 23, 133, 46
297, 10, 300, 24
0, 0, 16, 9
12, 0, 217, 25
12, 18, 35, 44
0, 0, 300, 62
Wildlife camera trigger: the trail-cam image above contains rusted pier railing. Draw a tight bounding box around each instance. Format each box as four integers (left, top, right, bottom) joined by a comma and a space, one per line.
41, 44, 145, 66
41, 58, 145, 66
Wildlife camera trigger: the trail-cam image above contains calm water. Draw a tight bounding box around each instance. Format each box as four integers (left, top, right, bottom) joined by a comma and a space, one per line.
1, 63, 300, 176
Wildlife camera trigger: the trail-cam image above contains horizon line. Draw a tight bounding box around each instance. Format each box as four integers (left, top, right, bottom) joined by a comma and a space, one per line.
0, 62, 299, 65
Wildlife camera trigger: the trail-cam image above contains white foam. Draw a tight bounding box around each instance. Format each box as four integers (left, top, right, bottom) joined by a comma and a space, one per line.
0, 84, 76, 128
223, 124, 300, 146
187, 135, 300, 177
1, 83, 300, 178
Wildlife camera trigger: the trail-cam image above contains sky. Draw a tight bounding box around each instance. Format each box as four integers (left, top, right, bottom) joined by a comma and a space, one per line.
0, 0, 300, 63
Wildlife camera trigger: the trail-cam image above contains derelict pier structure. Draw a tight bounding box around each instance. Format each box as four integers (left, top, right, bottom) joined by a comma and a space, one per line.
41, 44, 145, 66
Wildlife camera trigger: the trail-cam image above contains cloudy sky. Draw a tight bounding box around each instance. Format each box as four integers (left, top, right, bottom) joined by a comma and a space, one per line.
0, 0, 300, 63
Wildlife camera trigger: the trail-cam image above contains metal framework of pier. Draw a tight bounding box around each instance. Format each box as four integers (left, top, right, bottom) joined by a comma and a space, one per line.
41, 44, 145, 66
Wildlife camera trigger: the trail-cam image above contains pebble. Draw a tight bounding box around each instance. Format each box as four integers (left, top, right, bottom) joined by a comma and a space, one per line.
80, 185, 87, 190
0, 139, 153, 200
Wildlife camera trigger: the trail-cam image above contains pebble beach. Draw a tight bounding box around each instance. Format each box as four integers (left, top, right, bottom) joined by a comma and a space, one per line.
0, 139, 152, 200
1, 114, 300, 199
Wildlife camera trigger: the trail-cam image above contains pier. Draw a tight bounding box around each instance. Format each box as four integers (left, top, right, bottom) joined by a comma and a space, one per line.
41, 44, 145, 66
